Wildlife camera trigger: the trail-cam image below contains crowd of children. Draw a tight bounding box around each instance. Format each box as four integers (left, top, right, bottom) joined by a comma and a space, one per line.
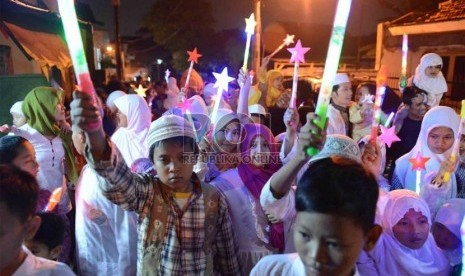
1, 51, 465, 276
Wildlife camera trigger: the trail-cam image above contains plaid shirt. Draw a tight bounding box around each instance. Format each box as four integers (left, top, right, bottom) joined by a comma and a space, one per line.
85, 141, 241, 276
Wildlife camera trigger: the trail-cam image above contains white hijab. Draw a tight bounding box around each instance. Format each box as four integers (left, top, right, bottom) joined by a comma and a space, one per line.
370, 190, 449, 275
434, 198, 465, 266
111, 94, 151, 166
413, 53, 447, 106
395, 106, 460, 196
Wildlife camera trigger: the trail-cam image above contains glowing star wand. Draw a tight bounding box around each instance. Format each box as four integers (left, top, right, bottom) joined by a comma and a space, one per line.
58, 0, 99, 129
409, 152, 430, 194
307, 0, 352, 156
269, 34, 295, 58
242, 13, 256, 72
184, 48, 202, 91
287, 40, 310, 109
211, 67, 235, 125
400, 34, 409, 88
165, 69, 171, 83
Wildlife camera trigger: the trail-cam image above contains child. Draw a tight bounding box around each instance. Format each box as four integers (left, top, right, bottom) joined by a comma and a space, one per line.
251, 157, 381, 275
411, 53, 447, 107
350, 83, 374, 142
391, 106, 461, 217
70, 90, 241, 275
10, 101, 26, 128
0, 165, 74, 275
210, 123, 282, 274
25, 212, 65, 261
361, 189, 449, 275
432, 198, 465, 275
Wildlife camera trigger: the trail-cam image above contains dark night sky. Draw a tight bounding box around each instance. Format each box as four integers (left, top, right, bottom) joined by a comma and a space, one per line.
83, 0, 402, 37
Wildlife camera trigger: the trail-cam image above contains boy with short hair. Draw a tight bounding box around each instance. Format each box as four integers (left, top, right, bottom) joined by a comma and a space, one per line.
70, 91, 241, 275
0, 165, 74, 275
251, 157, 382, 275
24, 212, 65, 261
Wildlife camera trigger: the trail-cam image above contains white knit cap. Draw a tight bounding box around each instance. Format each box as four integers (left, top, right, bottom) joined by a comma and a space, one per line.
333, 73, 351, 86
106, 90, 126, 113
147, 115, 196, 149
248, 104, 266, 116
10, 101, 24, 115
310, 134, 361, 164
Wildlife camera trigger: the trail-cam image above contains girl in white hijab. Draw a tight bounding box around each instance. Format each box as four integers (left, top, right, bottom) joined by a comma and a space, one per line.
432, 198, 465, 275
392, 106, 461, 217
112, 94, 151, 166
412, 53, 448, 107
363, 189, 450, 275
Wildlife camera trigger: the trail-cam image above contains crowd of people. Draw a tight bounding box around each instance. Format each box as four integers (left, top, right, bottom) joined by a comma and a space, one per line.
1, 51, 465, 276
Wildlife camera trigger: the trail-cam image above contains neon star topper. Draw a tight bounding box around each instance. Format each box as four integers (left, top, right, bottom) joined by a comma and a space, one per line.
211, 67, 235, 124
187, 48, 202, 64
242, 13, 256, 71
134, 84, 148, 98
245, 13, 257, 35
269, 34, 295, 58
378, 125, 401, 148
165, 69, 171, 82
360, 94, 374, 104
287, 40, 311, 63
409, 152, 430, 171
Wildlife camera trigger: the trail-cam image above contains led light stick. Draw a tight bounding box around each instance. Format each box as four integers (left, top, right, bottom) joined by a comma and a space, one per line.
165, 69, 171, 83
242, 13, 256, 72
287, 40, 310, 108
384, 112, 395, 127
184, 48, 202, 90
400, 34, 408, 88
211, 67, 235, 125
307, 0, 352, 156
370, 65, 388, 144
442, 100, 465, 182
269, 34, 295, 58
44, 187, 63, 212
58, 0, 99, 129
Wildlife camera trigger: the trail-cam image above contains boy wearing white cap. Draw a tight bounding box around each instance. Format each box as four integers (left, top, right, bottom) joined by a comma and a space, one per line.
327, 73, 355, 136
70, 91, 241, 275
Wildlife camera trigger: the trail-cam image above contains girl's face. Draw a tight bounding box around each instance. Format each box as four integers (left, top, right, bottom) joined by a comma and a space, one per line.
425, 64, 442, 78
249, 136, 270, 168
13, 142, 39, 177
54, 103, 66, 122
431, 222, 461, 251
11, 113, 26, 127
272, 76, 283, 90
116, 108, 128, 128
427, 127, 454, 154
214, 121, 241, 153
392, 208, 429, 249
355, 86, 370, 103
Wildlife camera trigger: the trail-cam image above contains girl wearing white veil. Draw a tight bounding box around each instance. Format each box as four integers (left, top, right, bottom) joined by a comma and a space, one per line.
412, 53, 448, 107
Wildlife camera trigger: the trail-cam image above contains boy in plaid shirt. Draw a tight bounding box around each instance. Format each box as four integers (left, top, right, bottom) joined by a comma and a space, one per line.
70, 91, 241, 275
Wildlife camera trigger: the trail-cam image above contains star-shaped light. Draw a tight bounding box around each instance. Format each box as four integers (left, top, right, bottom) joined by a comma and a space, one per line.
245, 13, 256, 35
134, 84, 147, 98
360, 94, 374, 104
378, 125, 401, 148
287, 40, 310, 63
213, 67, 235, 93
409, 152, 430, 171
187, 48, 202, 64
283, 34, 295, 46
165, 69, 171, 79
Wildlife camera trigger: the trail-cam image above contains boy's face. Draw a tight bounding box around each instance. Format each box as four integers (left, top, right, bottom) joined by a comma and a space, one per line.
152, 141, 195, 192
431, 222, 461, 251
13, 142, 39, 178
392, 208, 429, 249
0, 203, 38, 272
294, 212, 372, 276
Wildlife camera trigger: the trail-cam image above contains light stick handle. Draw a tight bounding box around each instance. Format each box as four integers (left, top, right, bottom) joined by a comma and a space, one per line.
289, 62, 299, 109
400, 34, 408, 88
184, 61, 194, 89
242, 34, 252, 72
443, 100, 465, 182
307, 0, 352, 156
269, 43, 285, 59
415, 170, 421, 194
210, 87, 223, 127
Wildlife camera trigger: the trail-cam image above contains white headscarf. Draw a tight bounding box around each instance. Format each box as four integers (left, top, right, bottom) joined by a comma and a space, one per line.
413, 53, 447, 106
434, 198, 465, 266
395, 106, 460, 196
369, 190, 449, 275
106, 90, 126, 113
111, 95, 151, 166
10, 101, 24, 115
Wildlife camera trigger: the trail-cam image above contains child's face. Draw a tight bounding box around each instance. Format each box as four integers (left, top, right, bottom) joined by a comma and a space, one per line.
11, 113, 26, 127
13, 142, 39, 177
425, 64, 442, 78
24, 241, 52, 260
249, 136, 270, 168
272, 76, 283, 90
152, 141, 195, 192
293, 212, 368, 276
431, 222, 461, 251
392, 208, 429, 249
427, 127, 454, 154
355, 86, 370, 103
54, 103, 66, 122
214, 122, 241, 153
116, 109, 128, 128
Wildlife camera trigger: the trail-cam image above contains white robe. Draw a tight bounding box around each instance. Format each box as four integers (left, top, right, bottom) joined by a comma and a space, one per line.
326, 104, 347, 135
